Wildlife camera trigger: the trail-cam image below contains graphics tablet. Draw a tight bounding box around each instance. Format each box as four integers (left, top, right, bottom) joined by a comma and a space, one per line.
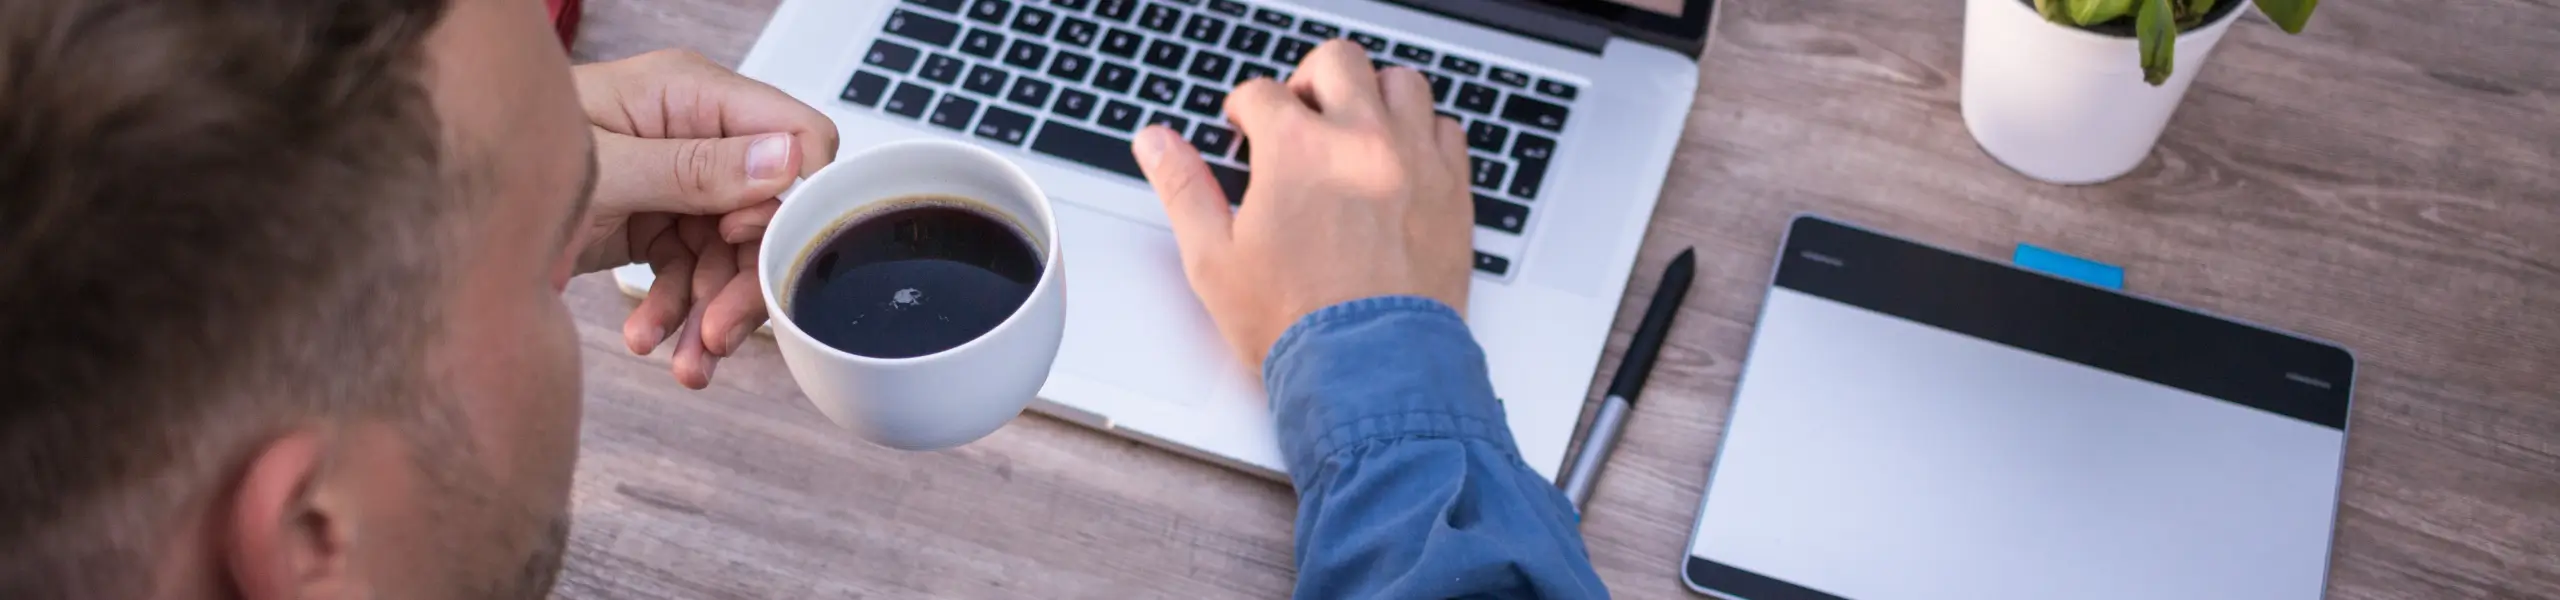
1682, 216, 2357, 600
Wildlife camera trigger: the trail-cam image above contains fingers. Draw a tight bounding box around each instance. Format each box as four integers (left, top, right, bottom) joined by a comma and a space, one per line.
701, 241, 768, 357
623, 215, 692, 355
1131, 126, 1234, 271
672, 217, 732, 389
1224, 78, 1309, 140
1288, 39, 1385, 122
579, 49, 842, 177
719, 199, 782, 244
593, 129, 800, 216
1376, 67, 1438, 143
1437, 116, 1468, 185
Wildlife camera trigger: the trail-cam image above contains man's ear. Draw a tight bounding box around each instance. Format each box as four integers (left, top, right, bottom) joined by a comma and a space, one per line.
223, 430, 355, 600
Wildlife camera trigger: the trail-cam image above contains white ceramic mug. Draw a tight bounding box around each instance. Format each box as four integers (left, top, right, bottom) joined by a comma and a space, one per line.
757, 140, 1065, 451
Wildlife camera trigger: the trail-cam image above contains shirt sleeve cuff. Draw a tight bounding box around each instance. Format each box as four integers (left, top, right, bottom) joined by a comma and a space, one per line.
1263, 296, 1519, 488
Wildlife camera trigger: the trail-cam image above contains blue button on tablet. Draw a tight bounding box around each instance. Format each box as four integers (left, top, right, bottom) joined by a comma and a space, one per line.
2012, 244, 2125, 290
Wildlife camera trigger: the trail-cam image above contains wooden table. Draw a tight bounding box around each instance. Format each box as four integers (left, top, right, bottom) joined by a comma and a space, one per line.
557, 0, 2560, 597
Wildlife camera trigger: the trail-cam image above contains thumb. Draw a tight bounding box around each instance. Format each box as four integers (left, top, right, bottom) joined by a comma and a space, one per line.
594, 130, 799, 216
1133, 126, 1233, 264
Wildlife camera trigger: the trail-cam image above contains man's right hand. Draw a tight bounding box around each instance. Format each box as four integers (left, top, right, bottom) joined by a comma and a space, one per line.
1132, 39, 1475, 371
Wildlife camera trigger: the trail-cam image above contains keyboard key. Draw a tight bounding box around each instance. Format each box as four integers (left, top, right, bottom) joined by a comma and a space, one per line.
1100, 28, 1143, 57
1048, 51, 1095, 82
1469, 156, 1506, 189
1347, 32, 1388, 53
1097, 99, 1144, 131
1298, 20, 1339, 38
960, 28, 1005, 58
1536, 78, 1578, 100
1187, 52, 1233, 82
1142, 40, 1187, 71
1094, 62, 1140, 92
1208, 162, 1249, 205
884, 82, 935, 117
1161, 0, 1198, 5
1052, 0, 1090, 9
967, 0, 1011, 24
1466, 120, 1509, 152
1030, 120, 1142, 178
1138, 3, 1181, 32
864, 39, 922, 73
1190, 122, 1235, 156
1474, 193, 1528, 233
1145, 110, 1191, 135
962, 64, 1010, 95
1372, 58, 1392, 71
1455, 82, 1498, 114
1439, 54, 1482, 76
1488, 66, 1531, 88
907, 0, 967, 13
1235, 137, 1250, 164
1208, 0, 1248, 17
1138, 73, 1184, 105
1057, 17, 1100, 47
1473, 251, 1511, 276
1391, 43, 1434, 64
1012, 6, 1056, 35
841, 71, 892, 106
1437, 109, 1458, 122
976, 106, 1036, 145
885, 10, 963, 46
1500, 94, 1569, 131
1181, 13, 1227, 44
1181, 85, 1225, 117
919, 53, 966, 83
1006, 77, 1054, 107
1003, 38, 1051, 69
1252, 7, 1293, 28
1053, 88, 1099, 119
1234, 63, 1279, 84
930, 94, 982, 130
1508, 158, 1546, 200
1225, 25, 1272, 57
1094, 0, 1137, 21
1510, 132, 1554, 161
1272, 37, 1317, 64
1423, 72, 1452, 103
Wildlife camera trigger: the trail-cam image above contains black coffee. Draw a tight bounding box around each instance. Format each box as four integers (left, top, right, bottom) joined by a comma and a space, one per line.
789, 197, 1042, 359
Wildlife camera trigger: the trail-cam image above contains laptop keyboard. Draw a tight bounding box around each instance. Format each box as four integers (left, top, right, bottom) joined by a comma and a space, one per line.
845, 0, 1580, 278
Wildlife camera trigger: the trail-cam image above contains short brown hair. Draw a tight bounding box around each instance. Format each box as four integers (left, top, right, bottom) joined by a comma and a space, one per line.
0, 0, 457, 596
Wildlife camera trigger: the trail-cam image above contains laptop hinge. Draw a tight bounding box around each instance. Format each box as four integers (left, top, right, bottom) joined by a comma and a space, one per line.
1380, 0, 1611, 56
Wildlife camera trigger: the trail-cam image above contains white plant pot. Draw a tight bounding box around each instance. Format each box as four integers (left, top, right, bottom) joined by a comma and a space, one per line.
1961, 0, 2247, 184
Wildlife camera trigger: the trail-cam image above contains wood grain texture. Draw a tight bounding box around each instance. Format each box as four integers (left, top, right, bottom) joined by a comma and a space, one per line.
559, 0, 2560, 598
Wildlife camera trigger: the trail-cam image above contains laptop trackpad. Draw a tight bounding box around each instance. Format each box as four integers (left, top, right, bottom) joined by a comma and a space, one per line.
1047, 201, 1237, 407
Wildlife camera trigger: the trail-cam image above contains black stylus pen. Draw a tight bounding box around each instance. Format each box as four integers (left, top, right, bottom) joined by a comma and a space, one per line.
1560, 247, 1695, 511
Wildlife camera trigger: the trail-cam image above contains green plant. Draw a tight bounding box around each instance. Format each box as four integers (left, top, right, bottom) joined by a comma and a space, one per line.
2031, 0, 2320, 85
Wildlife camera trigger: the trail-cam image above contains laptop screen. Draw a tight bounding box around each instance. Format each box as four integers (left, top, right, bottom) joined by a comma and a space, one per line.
1684, 218, 2354, 600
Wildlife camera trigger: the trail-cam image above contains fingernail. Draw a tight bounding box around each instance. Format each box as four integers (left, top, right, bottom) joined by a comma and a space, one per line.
1132, 127, 1167, 166
747, 134, 792, 181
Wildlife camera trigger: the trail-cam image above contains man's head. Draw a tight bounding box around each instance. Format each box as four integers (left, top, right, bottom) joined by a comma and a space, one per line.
0, 0, 599, 597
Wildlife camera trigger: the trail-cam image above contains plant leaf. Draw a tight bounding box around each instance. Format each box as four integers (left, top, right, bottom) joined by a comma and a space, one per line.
2069, 0, 2139, 26
2138, 0, 2178, 85
2177, 0, 2217, 27
2251, 0, 2319, 34
2035, 0, 2073, 24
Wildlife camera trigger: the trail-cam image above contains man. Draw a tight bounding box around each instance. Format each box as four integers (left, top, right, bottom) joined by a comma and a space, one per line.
0, 0, 1601, 598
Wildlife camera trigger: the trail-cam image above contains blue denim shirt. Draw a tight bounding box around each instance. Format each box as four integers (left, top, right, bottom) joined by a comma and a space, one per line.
1266, 296, 1609, 599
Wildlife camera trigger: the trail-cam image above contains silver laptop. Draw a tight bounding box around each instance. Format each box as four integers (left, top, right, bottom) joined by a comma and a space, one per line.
623, 0, 1713, 479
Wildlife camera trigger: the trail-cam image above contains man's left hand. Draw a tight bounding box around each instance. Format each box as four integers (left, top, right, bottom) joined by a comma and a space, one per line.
569, 49, 839, 389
